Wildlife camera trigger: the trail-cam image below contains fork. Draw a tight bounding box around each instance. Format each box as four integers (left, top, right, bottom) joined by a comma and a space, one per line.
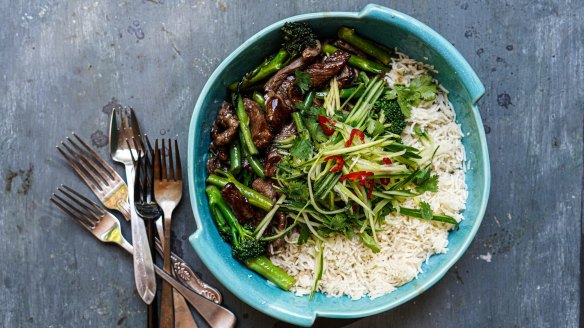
49, 186, 237, 328
109, 107, 156, 304
132, 144, 160, 328
57, 133, 222, 304
56, 133, 131, 220
134, 137, 198, 328
154, 138, 183, 328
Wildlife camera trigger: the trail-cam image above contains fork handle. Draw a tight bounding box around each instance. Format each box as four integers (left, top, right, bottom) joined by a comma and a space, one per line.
161, 215, 174, 328
126, 164, 157, 304
119, 240, 236, 328
146, 220, 159, 328
154, 239, 223, 304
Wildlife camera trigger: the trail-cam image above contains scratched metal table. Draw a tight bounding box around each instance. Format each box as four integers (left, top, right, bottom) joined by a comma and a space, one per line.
1, 1, 582, 327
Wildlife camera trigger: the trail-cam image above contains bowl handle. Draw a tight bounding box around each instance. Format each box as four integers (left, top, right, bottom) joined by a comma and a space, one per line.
358, 4, 486, 105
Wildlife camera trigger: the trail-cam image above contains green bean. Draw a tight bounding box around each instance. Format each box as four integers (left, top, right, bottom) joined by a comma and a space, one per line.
252, 91, 265, 110
229, 141, 242, 174
236, 96, 259, 155
322, 44, 389, 74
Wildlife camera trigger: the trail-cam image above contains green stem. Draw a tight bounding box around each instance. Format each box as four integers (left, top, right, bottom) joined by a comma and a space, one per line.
316, 87, 365, 99
337, 27, 393, 65
292, 112, 306, 132
303, 91, 315, 110
322, 44, 389, 74
206, 185, 242, 236
254, 195, 286, 239
398, 207, 458, 225
239, 130, 265, 178
236, 96, 259, 155
229, 49, 290, 91
229, 141, 242, 174
252, 91, 265, 110
245, 256, 296, 291
207, 173, 274, 211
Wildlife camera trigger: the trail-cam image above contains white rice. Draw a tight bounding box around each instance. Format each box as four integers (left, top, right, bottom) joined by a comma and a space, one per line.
270, 53, 468, 300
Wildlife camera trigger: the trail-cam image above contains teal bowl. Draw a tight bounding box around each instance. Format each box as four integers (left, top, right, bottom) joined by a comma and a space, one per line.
188, 4, 490, 326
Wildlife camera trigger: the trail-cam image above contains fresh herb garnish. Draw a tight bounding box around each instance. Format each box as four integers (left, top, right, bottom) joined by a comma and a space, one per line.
295, 71, 312, 94
290, 135, 313, 160
392, 75, 437, 117
419, 201, 433, 220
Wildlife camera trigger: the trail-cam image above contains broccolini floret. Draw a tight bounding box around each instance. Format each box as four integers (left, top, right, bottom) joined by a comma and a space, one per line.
281, 22, 318, 56
374, 98, 406, 135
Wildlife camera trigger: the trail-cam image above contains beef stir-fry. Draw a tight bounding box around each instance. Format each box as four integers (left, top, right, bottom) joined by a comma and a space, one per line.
205, 23, 456, 292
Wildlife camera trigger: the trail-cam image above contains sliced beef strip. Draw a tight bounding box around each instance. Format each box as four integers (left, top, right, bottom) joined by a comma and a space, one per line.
206, 142, 228, 174
243, 98, 273, 149
277, 76, 304, 109
304, 50, 351, 88
274, 122, 297, 142
210, 143, 229, 162
264, 41, 322, 93
332, 39, 368, 57
336, 66, 358, 89
221, 183, 257, 224
252, 178, 279, 202
268, 212, 287, 255
206, 156, 226, 174
265, 91, 293, 131
210, 101, 239, 146
264, 147, 282, 178
264, 57, 305, 94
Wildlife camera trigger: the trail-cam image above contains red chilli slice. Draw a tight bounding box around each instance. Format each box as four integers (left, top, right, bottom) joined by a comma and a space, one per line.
324, 155, 344, 173
344, 128, 365, 147
317, 115, 335, 136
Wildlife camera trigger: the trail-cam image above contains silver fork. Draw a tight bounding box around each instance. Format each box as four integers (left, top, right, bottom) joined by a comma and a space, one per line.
57, 133, 131, 220
49, 186, 237, 328
134, 137, 199, 328
57, 132, 222, 303
109, 107, 156, 304
154, 138, 183, 328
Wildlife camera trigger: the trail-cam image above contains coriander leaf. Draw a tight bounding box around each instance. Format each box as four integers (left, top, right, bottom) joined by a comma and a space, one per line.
295, 71, 312, 94
290, 135, 312, 160
414, 166, 431, 185
344, 228, 354, 240
280, 180, 309, 202
317, 227, 335, 238
305, 119, 328, 144
384, 89, 398, 100
303, 106, 325, 117
410, 75, 437, 101
392, 74, 437, 117
297, 224, 310, 245
294, 102, 305, 111
275, 158, 301, 179
416, 175, 439, 193
416, 127, 430, 141
394, 84, 415, 117
366, 118, 385, 137
359, 232, 380, 253
419, 202, 433, 220
326, 214, 349, 231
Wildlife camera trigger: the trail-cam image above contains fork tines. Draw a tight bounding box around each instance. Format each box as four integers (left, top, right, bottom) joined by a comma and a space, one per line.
133, 136, 155, 205
112, 107, 137, 131
56, 133, 122, 195
50, 185, 104, 230
154, 138, 182, 182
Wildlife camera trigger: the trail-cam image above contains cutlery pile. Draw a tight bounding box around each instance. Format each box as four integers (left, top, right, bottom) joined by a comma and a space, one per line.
51, 108, 235, 328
